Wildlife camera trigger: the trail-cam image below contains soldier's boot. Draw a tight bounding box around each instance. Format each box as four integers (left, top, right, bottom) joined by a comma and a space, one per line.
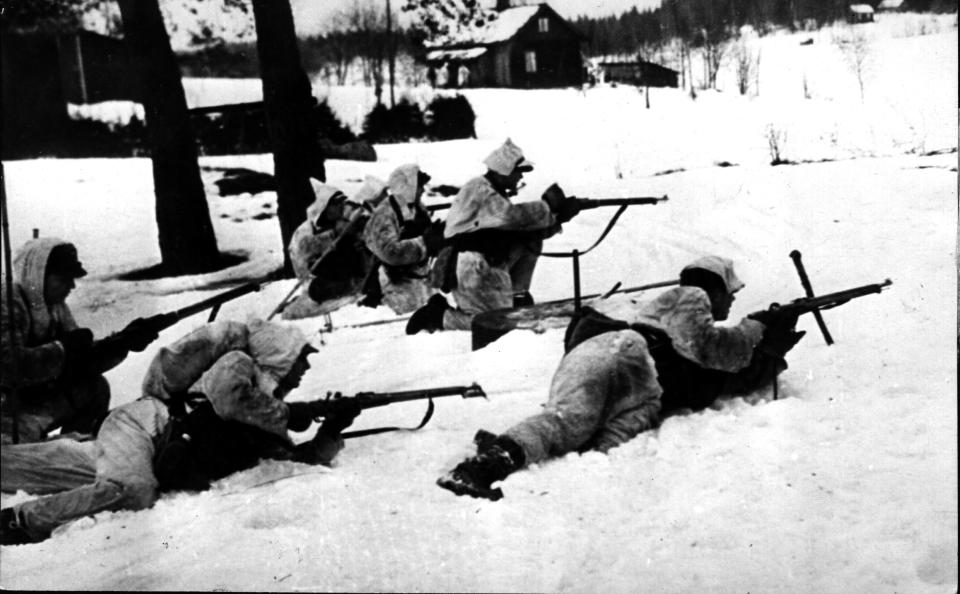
512, 291, 534, 308
405, 294, 450, 335
473, 428, 498, 453
437, 436, 525, 501
1, 508, 35, 546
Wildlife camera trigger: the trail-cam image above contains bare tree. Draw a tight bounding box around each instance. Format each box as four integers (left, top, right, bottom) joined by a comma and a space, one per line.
732, 38, 759, 95
834, 26, 872, 102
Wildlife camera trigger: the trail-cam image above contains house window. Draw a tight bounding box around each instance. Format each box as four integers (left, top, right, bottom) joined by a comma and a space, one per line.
525, 50, 537, 73
538, 17, 549, 33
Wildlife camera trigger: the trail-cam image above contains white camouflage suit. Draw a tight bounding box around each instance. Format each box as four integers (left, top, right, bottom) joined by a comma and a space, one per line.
0, 320, 329, 541
503, 277, 764, 465
441, 177, 558, 330
363, 164, 433, 314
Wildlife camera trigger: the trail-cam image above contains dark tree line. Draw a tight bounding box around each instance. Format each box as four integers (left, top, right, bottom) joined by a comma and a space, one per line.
573, 0, 955, 58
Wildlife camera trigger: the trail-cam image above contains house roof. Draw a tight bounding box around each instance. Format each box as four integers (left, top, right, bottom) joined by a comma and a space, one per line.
878, 0, 904, 8
425, 4, 541, 48
425, 47, 489, 62
849, 4, 875, 13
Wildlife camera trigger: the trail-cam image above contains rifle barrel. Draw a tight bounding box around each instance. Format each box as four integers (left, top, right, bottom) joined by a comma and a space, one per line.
425, 202, 452, 212
577, 196, 668, 210
785, 279, 892, 312
172, 282, 261, 321
354, 384, 483, 408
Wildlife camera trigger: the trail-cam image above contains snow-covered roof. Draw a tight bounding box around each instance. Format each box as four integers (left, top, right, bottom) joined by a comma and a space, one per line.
426, 5, 540, 48
426, 47, 489, 62
878, 0, 904, 9
849, 4, 875, 13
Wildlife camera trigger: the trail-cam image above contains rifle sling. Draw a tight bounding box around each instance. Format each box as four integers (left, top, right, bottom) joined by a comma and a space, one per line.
341, 398, 435, 439
541, 204, 629, 258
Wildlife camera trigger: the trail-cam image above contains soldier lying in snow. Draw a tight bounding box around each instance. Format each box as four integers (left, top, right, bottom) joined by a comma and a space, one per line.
0, 319, 360, 545
437, 255, 806, 500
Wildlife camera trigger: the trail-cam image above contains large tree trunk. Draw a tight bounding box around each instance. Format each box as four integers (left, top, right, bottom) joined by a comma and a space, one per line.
117, 0, 220, 275
250, 0, 325, 276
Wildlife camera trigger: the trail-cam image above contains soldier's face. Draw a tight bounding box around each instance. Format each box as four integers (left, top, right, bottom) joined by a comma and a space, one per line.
276, 350, 313, 397
44, 273, 75, 305
711, 290, 735, 321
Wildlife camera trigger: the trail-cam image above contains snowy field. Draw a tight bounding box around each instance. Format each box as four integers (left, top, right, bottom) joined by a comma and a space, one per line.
2, 16, 958, 592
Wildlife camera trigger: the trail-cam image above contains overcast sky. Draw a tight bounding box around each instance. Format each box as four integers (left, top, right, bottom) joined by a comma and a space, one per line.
290, 0, 662, 36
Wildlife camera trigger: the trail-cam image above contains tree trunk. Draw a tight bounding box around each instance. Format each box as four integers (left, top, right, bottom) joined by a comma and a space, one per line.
250, 0, 325, 276
117, 0, 221, 275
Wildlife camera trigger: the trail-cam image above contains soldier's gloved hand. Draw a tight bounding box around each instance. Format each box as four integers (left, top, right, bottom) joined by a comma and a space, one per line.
319, 398, 362, 436
748, 308, 800, 332
60, 329, 95, 376
541, 183, 567, 211
422, 220, 446, 257
758, 329, 807, 359
554, 198, 582, 224
118, 318, 160, 352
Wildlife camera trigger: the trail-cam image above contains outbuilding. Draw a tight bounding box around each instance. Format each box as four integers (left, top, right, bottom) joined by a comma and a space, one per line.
424, 1, 586, 89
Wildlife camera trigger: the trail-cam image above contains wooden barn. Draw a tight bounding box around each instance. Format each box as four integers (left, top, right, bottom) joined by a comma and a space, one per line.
594, 56, 679, 88
424, 0, 586, 89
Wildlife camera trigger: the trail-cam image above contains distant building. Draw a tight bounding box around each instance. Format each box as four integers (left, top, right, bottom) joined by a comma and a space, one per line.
876, 0, 905, 11
424, 1, 586, 89
592, 55, 679, 88
847, 4, 876, 23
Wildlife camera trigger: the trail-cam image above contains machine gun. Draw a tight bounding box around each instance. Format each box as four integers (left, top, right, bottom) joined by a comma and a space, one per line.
97, 282, 261, 356
307, 383, 487, 439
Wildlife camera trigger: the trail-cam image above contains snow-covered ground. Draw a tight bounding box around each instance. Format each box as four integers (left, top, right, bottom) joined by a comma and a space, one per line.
3, 16, 958, 593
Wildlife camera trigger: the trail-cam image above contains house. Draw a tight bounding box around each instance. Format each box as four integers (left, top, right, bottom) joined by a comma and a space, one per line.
1, 30, 137, 158
593, 55, 679, 88
424, 0, 586, 89
876, 0, 905, 11
847, 4, 876, 23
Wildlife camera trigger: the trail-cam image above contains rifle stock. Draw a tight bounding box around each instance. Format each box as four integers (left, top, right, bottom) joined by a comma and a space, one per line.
762, 279, 892, 317
575, 196, 668, 210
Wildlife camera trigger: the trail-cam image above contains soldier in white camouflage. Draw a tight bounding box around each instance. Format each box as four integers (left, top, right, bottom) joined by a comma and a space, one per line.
437, 255, 805, 500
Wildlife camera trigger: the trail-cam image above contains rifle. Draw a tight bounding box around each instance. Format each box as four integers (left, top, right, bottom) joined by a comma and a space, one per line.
574, 196, 669, 209
97, 281, 261, 355
311, 383, 487, 439
752, 279, 892, 322
268, 209, 371, 320
425, 202, 452, 213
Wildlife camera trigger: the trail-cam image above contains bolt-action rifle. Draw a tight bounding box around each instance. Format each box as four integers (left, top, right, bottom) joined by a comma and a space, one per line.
97, 282, 261, 356
749, 279, 892, 326
307, 383, 487, 439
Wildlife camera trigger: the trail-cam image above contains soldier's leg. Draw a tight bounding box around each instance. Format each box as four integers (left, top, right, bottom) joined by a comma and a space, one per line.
502, 342, 614, 465
11, 398, 167, 541
379, 269, 432, 315
444, 251, 513, 330
1, 438, 98, 495
507, 238, 542, 298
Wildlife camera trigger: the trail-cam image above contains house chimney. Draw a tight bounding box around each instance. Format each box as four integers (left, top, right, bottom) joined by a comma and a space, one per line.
495, 0, 512, 11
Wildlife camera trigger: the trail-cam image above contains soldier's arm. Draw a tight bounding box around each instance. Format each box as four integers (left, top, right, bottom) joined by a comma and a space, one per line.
364, 206, 428, 266
666, 289, 764, 372
0, 290, 67, 387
